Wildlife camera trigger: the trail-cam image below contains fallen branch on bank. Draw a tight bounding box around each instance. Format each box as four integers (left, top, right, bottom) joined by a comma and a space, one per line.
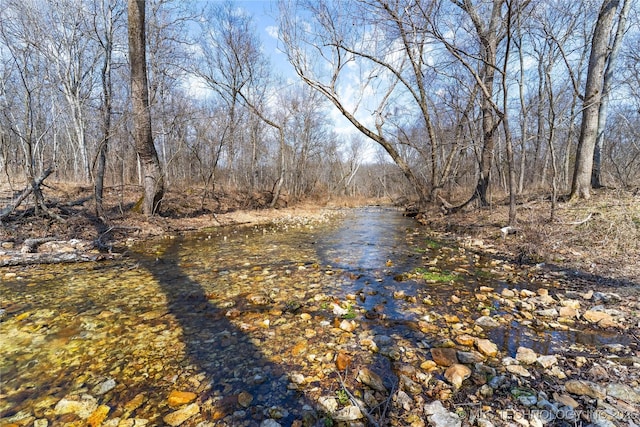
0, 167, 55, 221
562, 213, 593, 226
0, 251, 117, 267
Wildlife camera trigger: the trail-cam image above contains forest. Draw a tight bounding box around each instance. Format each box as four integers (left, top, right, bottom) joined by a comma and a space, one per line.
2, 2, 640, 426
0, 0, 638, 223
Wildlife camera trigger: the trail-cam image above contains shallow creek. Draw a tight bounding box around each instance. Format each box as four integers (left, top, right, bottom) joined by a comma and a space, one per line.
0, 207, 630, 426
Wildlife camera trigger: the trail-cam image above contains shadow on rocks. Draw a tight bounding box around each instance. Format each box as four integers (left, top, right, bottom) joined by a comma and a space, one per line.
133, 237, 317, 426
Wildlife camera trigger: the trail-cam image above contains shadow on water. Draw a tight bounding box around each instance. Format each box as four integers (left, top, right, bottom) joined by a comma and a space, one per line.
132, 237, 312, 426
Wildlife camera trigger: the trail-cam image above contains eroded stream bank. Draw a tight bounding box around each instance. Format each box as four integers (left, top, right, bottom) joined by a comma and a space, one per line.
1, 207, 639, 427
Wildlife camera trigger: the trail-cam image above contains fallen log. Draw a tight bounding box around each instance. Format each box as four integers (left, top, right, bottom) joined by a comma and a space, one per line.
0, 250, 119, 267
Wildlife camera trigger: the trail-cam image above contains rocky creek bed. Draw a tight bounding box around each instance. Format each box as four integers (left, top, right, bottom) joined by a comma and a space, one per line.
1, 207, 639, 427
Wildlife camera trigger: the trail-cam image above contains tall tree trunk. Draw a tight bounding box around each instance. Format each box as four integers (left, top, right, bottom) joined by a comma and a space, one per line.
128, 0, 164, 215
570, 0, 619, 200
591, 0, 631, 188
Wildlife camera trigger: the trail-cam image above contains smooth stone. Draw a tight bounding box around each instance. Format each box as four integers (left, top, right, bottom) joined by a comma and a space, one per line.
537, 355, 558, 369
332, 405, 363, 421
506, 365, 531, 377
501, 289, 516, 298
519, 395, 537, 406
565, 380, 606, 399
606, 383, 640, 404
87, 405, 110, 427
168, 391, 197, 407
535, 308, 559, 318
553, 393, 580, 409
583, 310, 612, 323
93, 379, 116, 396
357, 368, 386, 392
318, 396, 338, 413
515, 347, 538, 365
237, 391, 253, 408
163, 403, 200, 426
424, 400, 461, 427
54, 395, 98, 418
260, 420, 282, 427
444, 364, 472, 389
431, 348, 459, 367
475, 316, 500, 328
456, 350, 485, 364
475, 339, 499, 357
339, 319, 357, 332
454, 334, 476, 347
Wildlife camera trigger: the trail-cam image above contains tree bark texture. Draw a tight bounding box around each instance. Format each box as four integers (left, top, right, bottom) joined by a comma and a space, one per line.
570, 0, 619, 200
591, 0, 631, 189
128, 0, 164, 215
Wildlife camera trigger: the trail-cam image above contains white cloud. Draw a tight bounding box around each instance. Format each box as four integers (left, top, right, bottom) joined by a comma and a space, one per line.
265, 25, 279, 40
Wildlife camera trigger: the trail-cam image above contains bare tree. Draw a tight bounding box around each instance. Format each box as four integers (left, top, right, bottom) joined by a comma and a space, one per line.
92, 0, 125, 217
279, 0, 435, 205
128, 0, 164, 215
570, 0, 620, 200
591, 0, 632, 188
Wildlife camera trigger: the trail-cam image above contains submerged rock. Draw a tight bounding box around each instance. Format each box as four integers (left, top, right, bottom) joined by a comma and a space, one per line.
163, 403, 200, 426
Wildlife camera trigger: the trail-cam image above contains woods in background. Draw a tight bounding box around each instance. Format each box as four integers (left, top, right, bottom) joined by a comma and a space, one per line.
1, 0, 638, 220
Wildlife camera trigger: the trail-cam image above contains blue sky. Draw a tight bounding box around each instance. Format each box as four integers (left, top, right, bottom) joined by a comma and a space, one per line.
235, 0, 295, 78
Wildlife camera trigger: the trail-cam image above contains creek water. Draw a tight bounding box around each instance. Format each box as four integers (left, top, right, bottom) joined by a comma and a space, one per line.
0, 207, 628, 426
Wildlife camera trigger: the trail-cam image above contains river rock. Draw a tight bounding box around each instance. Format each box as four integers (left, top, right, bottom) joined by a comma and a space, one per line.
454, 334, 476, 347
431, 348, 459, 366
424, 400, 461, 427
457, 350, 485, 364
475, 316, 500, 328
559, 306, 578, 318
565, 380, 606, 399
87, 405, 110, 427
606, 383, 640, 404
319, 396, 338, 413
163, 403, 199, 426
444, 364, 472, 389
168, 391, 197, 407
396, 390, 413, 411
506, 365, 531, 377
260, 420, 282, 427
553, 393, 580, 409
515, 347, 537, 365
339, 319, 357, 332
501, 289, 516, 298
247, 293, 270, 305
237, 391, 253, 408
93, 378, 116, 396
537, 355, 558, 369
475, 339, 499, 357
583, 310, 612, 323
518, 394, 537, 406
333, 405, 363, 421
357, 368, 386, 392
54, 395, 98, 418
536, 308, 559, 318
